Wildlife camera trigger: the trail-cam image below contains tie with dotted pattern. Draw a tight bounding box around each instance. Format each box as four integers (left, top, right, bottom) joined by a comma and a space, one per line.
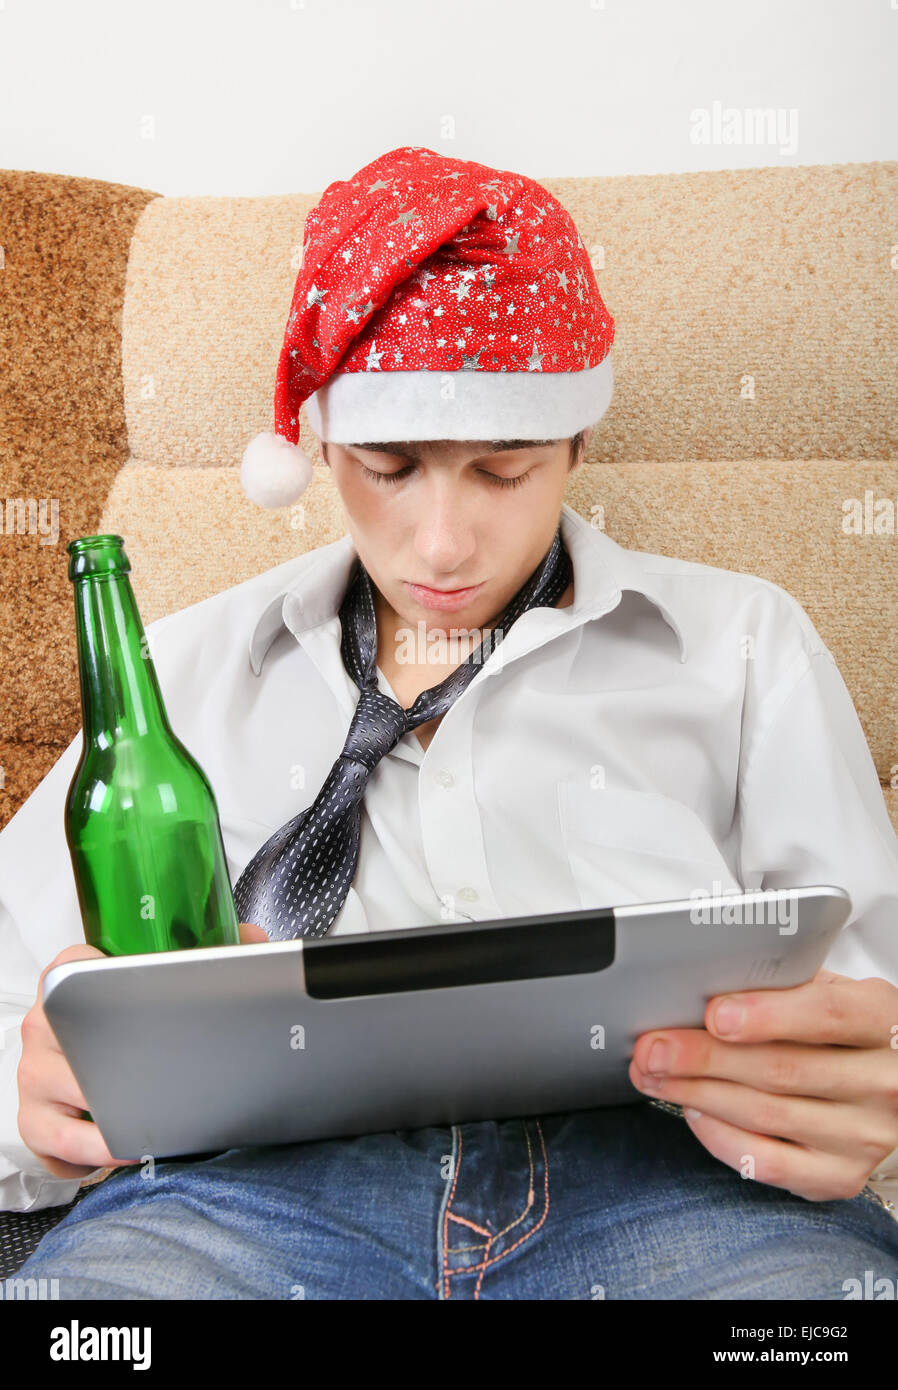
233, 526, 572, 940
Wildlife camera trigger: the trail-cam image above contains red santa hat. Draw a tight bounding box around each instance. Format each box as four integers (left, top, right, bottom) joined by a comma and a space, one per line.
241, 145, 615, 508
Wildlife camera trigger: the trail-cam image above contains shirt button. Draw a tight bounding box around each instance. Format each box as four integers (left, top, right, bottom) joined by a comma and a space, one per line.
434, 769, 455, 788
457, 886, 479, 902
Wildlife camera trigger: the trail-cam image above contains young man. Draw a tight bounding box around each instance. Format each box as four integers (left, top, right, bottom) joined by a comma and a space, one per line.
3, 146, 898, 1299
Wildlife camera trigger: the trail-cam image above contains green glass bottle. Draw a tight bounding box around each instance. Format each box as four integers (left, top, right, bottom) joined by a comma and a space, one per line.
64, 535, 241, 956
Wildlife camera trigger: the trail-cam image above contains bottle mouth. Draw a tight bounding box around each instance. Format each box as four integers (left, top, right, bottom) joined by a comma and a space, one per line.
68, 535, 131, 579
67, 535, 125, 554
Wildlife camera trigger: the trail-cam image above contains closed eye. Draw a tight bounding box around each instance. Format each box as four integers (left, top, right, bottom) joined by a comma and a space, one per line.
360, 463, 532, 490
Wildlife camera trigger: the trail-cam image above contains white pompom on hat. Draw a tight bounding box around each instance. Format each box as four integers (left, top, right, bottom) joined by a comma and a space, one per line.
241, 144, 615, 509
240, 431, 315, 510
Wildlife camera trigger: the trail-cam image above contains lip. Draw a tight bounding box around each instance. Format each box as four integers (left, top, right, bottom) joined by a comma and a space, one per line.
405, 581, 484, 611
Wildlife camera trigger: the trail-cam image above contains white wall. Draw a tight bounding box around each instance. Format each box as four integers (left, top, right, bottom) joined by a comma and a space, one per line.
0, 0, 895, 195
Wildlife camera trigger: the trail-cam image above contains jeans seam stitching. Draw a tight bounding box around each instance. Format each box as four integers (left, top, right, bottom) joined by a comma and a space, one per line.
439, 1125, 463, 1299
446, 1119, 550, 1279
489, 1121, 538, 1245
446, 1210, 491, 1252
474, 1237, 493, 1300
445, 1120, 536, 1259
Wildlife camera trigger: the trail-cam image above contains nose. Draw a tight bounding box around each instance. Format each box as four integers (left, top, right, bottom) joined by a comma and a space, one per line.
412, 477, 478, 579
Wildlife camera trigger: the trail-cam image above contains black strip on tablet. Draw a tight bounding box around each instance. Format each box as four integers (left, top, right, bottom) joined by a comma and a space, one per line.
303, 909, 616, 999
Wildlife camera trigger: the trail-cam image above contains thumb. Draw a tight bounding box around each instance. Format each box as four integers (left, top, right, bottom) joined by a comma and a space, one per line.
238, 921, 269, 944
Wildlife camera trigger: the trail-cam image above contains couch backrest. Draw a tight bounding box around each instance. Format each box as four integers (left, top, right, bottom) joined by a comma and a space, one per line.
0, 171, 159, 827
2, 163, 894, 834
102, 161, 897, 793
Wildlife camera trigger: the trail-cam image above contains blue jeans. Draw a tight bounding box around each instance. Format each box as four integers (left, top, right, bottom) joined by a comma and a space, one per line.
16, 1101, 898, 1300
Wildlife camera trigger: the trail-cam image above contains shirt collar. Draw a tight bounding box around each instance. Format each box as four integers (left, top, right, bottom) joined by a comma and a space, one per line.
248, 501, 687, 676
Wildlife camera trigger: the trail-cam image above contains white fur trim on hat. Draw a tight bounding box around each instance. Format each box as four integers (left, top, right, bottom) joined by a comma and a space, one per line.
240, 431, 315, 509
304, 354, 613, 443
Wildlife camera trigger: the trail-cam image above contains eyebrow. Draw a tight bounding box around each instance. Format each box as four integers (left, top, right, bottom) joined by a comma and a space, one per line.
348, 440, 557, 460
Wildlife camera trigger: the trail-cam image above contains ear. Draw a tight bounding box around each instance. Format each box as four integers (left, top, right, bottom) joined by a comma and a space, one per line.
569, 428, 591, 473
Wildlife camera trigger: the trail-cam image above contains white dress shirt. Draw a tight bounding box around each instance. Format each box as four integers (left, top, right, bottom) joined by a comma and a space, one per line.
2, 501, 897, 1214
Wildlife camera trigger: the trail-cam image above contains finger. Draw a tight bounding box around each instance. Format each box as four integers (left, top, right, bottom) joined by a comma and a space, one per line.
629, 1063, 898, 1166
37, 944, 107, 1003
238, 921, 269, 944
633, 1029, 898, 1106
704, 973, 898, 1050
20, 1005, 67, 1058
813, 968, 846, 987
679, 1107, 877, 1204
19, 1106, 140, 1176
41, 944, 107, 976
17, 1044, 91, 1113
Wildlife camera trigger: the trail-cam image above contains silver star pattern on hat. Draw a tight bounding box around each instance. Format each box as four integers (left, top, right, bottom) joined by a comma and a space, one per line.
272, 145, 614, 445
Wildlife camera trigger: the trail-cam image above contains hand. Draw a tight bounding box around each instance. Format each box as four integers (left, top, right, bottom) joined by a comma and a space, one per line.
238, 922, 269, 944
629, 968, 898, 1202
17, 922, 267, 1181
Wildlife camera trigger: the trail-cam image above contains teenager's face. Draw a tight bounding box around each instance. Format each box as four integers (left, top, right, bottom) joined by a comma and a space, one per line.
316, 435, 586, 636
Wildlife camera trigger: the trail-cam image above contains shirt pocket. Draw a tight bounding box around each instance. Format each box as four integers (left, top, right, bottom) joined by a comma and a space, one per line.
557, 780, 743, 908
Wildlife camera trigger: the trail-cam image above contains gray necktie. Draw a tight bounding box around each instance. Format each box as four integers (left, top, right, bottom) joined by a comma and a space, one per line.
233, 526, 572, 939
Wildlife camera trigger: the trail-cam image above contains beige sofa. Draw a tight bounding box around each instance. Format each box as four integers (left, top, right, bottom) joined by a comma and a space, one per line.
0, 160, 896, 1268
2, 160, 896, 838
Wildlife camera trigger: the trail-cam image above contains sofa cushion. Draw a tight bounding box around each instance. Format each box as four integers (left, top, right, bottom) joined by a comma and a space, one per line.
112, 162, 897, 795
0, 172, 160, 824
98, 456, 898, 799
121, 162, 898, 467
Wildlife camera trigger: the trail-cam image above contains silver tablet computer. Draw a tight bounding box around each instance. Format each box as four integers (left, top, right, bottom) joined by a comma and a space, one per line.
42, 885, 850, 1161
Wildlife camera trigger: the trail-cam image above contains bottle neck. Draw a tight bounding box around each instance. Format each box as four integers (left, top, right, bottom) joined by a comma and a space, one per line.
73, 572, 170, 745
